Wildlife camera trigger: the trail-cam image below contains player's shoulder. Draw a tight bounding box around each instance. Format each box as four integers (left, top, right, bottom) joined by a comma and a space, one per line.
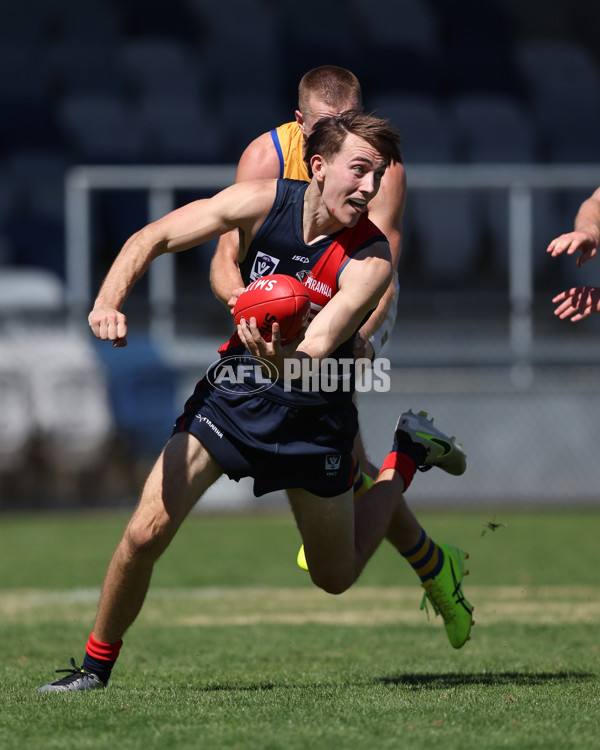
229, 176, 279, 202
217, 177, 278, 222
381, 159, 407, 193
340, 245, 392, 298
237, 131, 281, 181
368, 159, 407, 226
346, 219, 393, 266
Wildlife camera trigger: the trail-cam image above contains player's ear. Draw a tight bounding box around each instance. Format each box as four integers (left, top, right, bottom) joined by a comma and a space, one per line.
310, 154, 325, 182
295, 109, 306, 133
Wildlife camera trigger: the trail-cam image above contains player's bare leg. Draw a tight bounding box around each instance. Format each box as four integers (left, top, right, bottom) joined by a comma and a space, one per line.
94, 433, 223, 643
39, 432, 223, 691
287, 469, 404, 594
385, 496, 427, 552
384, 411, 473, 648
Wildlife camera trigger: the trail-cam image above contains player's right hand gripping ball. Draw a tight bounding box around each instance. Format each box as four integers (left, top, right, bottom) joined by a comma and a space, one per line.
234, 274, 311, 343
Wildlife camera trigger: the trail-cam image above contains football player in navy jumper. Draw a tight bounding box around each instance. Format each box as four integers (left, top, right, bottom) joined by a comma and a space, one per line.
38, 112, 471, 692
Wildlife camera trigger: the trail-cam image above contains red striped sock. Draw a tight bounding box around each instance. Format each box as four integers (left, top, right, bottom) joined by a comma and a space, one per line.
379, 452, 417, 491
85, 632, 123, 662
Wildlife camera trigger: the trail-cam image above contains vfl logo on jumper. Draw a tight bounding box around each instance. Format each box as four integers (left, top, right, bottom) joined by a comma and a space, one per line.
207, 355, 279, 395
250, 252, 280, 280
325, 454, 342, 474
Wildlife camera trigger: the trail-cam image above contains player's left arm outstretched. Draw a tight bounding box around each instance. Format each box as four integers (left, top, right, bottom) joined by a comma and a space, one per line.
89, 181, 276, 346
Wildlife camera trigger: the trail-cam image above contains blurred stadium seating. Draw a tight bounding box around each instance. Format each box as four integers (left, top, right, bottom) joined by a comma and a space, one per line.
0, 343, 34, 473
2, 0, 599, 283
92, 333, 177, 460
9, 330, 115, 471
0, 269, 114, 501
2, 0, 600, 506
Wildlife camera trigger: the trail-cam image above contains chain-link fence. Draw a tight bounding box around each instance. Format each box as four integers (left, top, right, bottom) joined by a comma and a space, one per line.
3, 164, 600, 509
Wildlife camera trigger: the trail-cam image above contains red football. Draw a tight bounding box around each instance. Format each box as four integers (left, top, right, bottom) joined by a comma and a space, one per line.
234, 274, 311, 343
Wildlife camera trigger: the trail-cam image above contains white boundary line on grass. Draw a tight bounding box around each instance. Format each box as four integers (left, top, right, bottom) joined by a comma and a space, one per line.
2, 586, 599, 626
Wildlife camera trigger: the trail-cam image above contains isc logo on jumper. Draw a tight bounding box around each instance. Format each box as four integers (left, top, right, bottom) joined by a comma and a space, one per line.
250, 252, 280, 280
325, 454, 341, 472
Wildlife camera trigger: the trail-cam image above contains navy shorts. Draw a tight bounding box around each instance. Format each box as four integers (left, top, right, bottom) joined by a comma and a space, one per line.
172, 376, 357, 497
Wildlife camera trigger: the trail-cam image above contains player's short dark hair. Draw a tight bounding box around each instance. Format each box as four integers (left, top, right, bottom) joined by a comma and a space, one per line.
298, 65, 362, 113
304, 110, 402, 177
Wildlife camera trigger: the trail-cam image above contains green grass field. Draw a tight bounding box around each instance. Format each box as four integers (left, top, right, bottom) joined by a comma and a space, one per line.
1, 507, 599, 749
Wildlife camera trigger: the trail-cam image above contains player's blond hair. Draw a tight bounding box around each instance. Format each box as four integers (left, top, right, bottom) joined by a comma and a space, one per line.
298, 65, 362, 114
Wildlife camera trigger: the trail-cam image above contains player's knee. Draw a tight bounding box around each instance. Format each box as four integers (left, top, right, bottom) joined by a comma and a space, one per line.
309, 569, 353, 595
124, 514, 170, 561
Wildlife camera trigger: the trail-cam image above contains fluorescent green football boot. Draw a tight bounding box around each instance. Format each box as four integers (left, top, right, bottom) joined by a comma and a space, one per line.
421, 543, 474, 648
395, 410, 467, 476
